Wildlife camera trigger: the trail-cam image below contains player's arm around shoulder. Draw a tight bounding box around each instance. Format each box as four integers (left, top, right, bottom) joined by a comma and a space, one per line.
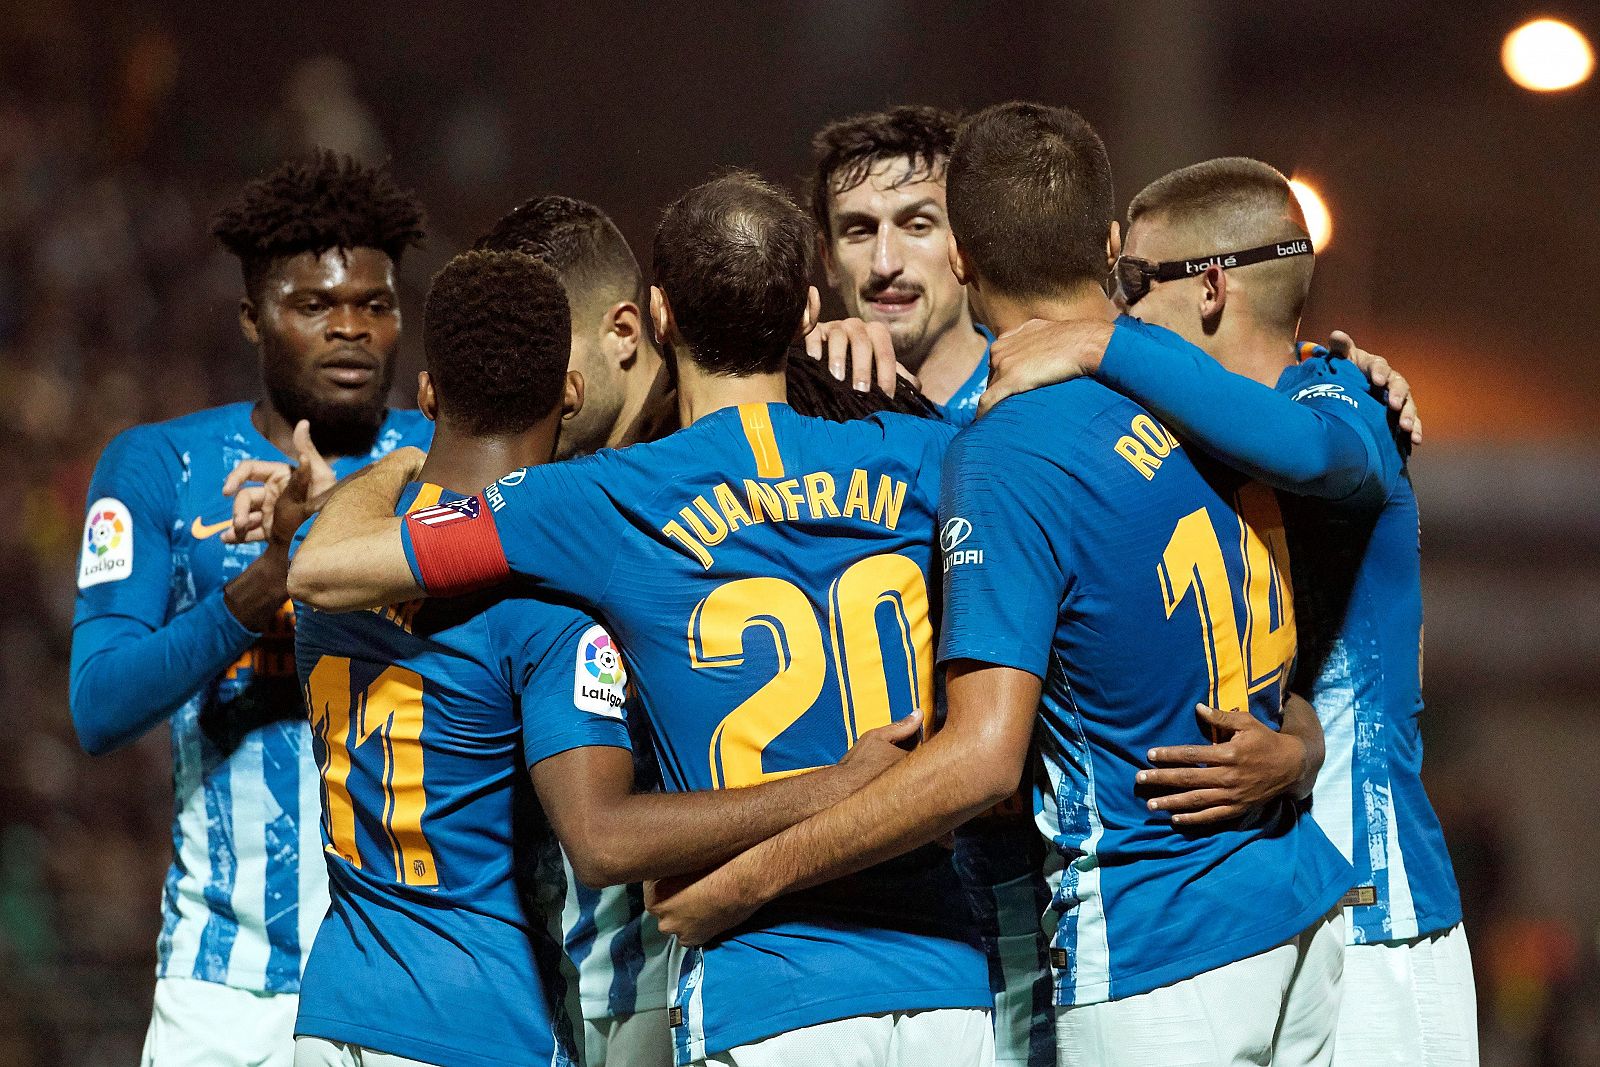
287, 446, 427, 611
1289, 354, 1406, 509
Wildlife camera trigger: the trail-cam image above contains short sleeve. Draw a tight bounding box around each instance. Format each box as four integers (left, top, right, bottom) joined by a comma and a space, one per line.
937, 411, 1072, 678
504, 610, 633, 769
401, 455, 622, 603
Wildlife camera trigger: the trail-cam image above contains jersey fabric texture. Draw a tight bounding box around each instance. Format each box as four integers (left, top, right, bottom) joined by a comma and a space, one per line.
71, 402, 431, 993
937, 338, 1354, 1006
935, 324, 993, 427
1276, 355, 1462, 943
400, 403, 992, 1063
293, 481, 633, 1067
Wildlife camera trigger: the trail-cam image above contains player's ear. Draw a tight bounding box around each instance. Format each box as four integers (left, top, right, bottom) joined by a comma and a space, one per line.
562, 369, 585, 422
1106, 221, 1122, 272
607, 300, 642, 370
649, 286, 676, 346
796, 286, 821, 339
947, 232, 972, 287
1200, 264, 1227, 334
416, 371, 438, 421
239, 297, 261, 346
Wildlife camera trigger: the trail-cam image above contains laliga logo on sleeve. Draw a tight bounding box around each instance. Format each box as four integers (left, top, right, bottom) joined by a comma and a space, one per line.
574, 625, 627, 718
79, 497, 133, 588
941, 516, 984, 571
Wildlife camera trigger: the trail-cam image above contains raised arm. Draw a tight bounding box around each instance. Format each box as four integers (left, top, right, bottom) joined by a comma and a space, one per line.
647, 662, 1036, 945
287, 447, 426, 611
534, 712, 922, 888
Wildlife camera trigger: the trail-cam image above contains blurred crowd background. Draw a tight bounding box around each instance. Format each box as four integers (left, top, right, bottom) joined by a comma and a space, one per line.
1, 2, 1596, 1064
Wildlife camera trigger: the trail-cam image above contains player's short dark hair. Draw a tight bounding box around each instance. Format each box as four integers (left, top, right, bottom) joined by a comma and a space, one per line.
475, 195, 646, 314
652, 171, 813, 377
808, 106, 959, 238
211, 149, 426, 299
1127, 158, 1314, 328
423, 250, 572, 436
947, 102, 1114, 298
784, 348, 940, 422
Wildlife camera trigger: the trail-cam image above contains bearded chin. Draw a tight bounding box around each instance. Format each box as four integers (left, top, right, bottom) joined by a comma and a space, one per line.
265, 376, 391, 458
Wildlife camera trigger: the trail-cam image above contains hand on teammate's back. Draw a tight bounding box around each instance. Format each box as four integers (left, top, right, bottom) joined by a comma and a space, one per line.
979, 318, 1116, 417
1134, 704, 1309, 826
222, 421, 338, 545
803, 317, 911, 395
1328, 329, 1423, 445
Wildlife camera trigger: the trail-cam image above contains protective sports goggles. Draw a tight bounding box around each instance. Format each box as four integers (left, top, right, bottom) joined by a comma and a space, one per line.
1111, 238, 1314, 306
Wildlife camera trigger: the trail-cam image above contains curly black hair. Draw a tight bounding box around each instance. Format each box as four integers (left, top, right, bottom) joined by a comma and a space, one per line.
424, 250, 572, 437
808, 106, 960, 239
211, 149, 426, 297
785, 345, 940, 422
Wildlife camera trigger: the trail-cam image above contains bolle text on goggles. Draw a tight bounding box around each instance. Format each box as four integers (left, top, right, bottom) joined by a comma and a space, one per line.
1111, 238, 1314, 306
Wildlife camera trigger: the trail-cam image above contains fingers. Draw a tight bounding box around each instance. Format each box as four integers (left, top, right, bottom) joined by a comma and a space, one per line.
1136, 765, 1232, 790
1170, 802, 1249, 827
866, 321, 897, 395
1327, 329, 1354, 357
870, 710, 923, 746
225, 485, 273, 544
1145, 787, 1236, 816
804, 323, 825, 366
223, 459, 292, 497
1194, 703, 1259, 738
825, 323, 849, 383
1147, 743, 1227, 766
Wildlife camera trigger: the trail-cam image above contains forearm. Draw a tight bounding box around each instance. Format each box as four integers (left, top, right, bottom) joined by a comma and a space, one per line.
1097, 325, 1372, 499
575, 763, 874, 886
288, 456, 419, 611
69, 591, 258, 755
1280, 692, 1325, 799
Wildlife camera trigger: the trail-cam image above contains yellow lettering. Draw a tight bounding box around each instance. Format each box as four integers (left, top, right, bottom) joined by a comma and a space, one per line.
871, 475, 907, 530
804, 472, 841, 519
842, 468, 873, 521
684, 497, 729, 546
1131, 414, 1174, 458
714, 482, 753, 533
745, 479, 786, 523
776, 479, 805, 521
1115, 436, 1161, 480
663, 519, 714, 569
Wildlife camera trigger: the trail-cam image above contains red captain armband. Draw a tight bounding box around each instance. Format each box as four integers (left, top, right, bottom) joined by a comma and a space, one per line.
405, 493, 510, 596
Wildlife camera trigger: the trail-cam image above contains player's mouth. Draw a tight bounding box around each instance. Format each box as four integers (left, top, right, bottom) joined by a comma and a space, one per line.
863, 288, 921, 318
319, 350, 379, 388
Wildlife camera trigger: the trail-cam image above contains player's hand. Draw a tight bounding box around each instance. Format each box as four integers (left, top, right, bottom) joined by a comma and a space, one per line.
647, 863, 763, 948
836, 711, 922, 788
979, 318, 1115, 417
803, 317, 909, 394
1327, 330, 1423, 446
222, 421, 336, 545
1135, 704, 1308, 826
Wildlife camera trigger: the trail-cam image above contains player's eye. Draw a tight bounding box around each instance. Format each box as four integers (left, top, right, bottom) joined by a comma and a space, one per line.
842, 225, 874, 241
297, 299, 326, 315
905, 218, 936, 236
367, 300, 394, 314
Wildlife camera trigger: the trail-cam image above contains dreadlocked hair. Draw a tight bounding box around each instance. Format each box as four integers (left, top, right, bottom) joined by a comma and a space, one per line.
784, 345, 940, 422
211, 149, 426, 297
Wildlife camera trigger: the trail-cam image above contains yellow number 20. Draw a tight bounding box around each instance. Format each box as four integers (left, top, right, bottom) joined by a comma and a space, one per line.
690, 553, 932, 789
305, 657, 438, 886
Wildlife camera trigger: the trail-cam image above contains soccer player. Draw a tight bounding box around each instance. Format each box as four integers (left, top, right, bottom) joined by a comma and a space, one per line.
805, 106, 992, 421
645, 104, 1358, 1066
288, 249, 919, 1067
68, 151, 434, 1066
809, 104, 1055, 1067
981, 157, 1476, 1065
287, 172, 998, 1067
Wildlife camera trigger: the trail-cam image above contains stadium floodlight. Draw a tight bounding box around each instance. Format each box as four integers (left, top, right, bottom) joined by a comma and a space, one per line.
1502, 18, 1594, 92
1288, 178, 1333, 253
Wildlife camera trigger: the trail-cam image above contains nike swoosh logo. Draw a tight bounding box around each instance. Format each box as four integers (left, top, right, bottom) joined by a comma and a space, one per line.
191, 516, 232, 540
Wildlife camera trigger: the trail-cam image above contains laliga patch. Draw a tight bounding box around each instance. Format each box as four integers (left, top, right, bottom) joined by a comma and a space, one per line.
573, 624, 627, 718
79, 497, 133, 588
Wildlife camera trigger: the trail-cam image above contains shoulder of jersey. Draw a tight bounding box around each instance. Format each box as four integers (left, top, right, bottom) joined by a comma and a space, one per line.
100, 401, 249, 462
974, 377, 1127, 435
1287, 353, 1382, 405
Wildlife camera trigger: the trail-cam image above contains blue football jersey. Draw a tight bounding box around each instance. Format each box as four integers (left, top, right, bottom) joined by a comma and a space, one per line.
71, 402, 430, 993
939, 377, 1354, 1006
293, 482, 634, 1067
400, 402, 991, 1063
1278, 355, 1463, 944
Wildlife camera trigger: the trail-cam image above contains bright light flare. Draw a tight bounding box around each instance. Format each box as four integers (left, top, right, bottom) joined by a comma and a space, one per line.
1503, 19, 1593, 92
1288, 179, 1333, 252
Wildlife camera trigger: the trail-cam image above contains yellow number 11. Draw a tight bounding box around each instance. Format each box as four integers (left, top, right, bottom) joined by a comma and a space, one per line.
305, 657, 439, 886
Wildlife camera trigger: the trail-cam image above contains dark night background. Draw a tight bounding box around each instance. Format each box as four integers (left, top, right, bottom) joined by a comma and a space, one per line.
0, 2, 1596, 1062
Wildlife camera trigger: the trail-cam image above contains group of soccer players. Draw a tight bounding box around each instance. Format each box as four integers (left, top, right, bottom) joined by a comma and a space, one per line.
70, 100, 1475, 1067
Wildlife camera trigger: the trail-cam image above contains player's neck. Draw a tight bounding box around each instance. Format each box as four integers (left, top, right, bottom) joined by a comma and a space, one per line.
980, 283, 1117, 336
417, 423, 559, 496
1210, 319, 1298, 387
914, 307, 989, 406
674, 361, 787, 427
608, 350, 675, 449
